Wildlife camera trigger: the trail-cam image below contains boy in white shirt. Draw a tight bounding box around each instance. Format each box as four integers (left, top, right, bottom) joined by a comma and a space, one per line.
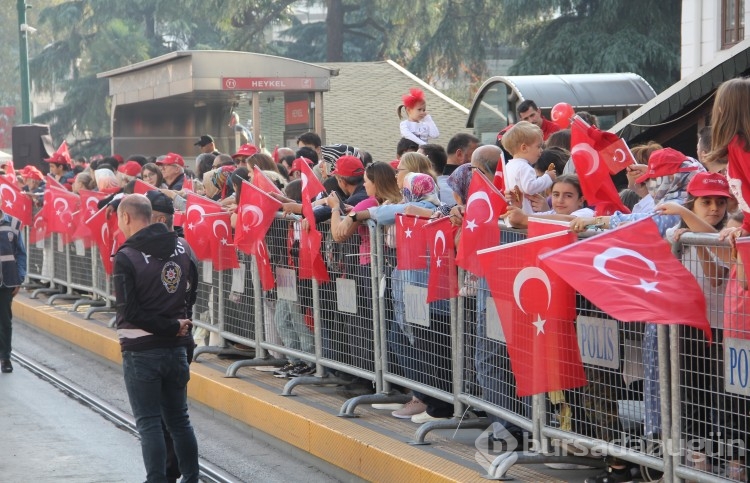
501, 121, 556, 214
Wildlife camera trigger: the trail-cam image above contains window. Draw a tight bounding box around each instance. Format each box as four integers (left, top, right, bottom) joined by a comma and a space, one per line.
722, 0, 745, 49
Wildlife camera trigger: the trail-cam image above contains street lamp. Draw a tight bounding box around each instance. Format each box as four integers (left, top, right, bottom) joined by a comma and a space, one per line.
17, 0, 33, 124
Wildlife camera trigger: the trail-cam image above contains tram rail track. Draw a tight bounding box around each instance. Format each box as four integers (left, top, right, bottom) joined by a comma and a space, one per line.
11, 350, 239, 483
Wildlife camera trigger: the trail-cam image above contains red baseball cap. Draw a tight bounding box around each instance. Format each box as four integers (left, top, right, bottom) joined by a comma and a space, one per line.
232, 143, 258, 159
118, 160, 142, 177
687, 172, 731, 198
331, 155, 364, 177
156, 152, 184, 167
20, 165, 43, 181
289, 157, 314, 175
635, 148, 698, 184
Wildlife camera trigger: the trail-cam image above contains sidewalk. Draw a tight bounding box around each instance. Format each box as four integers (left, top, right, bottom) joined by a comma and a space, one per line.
13, 293, 602, 483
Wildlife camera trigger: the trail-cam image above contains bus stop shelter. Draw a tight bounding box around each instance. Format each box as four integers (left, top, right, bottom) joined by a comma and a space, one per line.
466, 73, 656, 145
97, 50, 338, 159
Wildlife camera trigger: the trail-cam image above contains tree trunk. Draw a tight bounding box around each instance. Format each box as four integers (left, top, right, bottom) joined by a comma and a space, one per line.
326, 0, 344, 61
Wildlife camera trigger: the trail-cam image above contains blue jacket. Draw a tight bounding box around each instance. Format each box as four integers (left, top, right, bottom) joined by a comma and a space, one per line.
0, 213, 27, 287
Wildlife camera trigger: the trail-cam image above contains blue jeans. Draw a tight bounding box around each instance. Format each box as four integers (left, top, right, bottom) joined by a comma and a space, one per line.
123, 347, 199, 483
275, 299, 313, 362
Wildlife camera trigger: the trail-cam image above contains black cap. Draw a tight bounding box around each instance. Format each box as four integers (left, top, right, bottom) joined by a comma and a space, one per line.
145, 191, 175, 215
194, 135, 214, 147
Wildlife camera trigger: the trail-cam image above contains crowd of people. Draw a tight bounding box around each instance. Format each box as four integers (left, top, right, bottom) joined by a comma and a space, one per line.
4, 80, 750, 483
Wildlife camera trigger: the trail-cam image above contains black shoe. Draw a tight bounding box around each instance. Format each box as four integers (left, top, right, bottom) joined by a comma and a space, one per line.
584, 466, 633, 483
288, 363, 315, 378
1, 359, 12, 373
273, 362, 300, 378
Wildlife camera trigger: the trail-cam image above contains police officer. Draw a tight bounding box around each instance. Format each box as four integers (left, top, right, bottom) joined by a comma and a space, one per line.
114, 194, 199, 482
0, 208, 27, 373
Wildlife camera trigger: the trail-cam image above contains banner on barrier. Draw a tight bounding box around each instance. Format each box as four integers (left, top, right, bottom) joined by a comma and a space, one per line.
276, 267, 297, 301
336, 277, 357, 314
725, 337, 750, 396
485, 297, 506, 343
404, 284, 429, 327
576, 315, 619, 369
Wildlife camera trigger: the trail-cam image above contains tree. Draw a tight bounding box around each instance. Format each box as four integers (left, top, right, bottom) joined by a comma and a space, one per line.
505, 0, 680, 93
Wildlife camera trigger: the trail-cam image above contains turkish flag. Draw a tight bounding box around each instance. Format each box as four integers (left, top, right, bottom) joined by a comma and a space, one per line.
252, 165, 283, 195
254, 238, 276, 291
182, 177, 193, 192
477, 231, 584, 396
85, 207, 115, 274
727, 136, 750, 233
72, 190, 109, 246
297, 158, 328, 281
298, 226, 329, 282
29, 210, 48, 244
540, 217, 712, 339
493, 151, 507, 193
43, 187, 79, 241
235, 180, 281, 255
0, 176, 32, 226
46, 174, 66, 191
527, 217, 570, 238
47, 141, 72, 165
4, 160, 15, 183
201, 211, 239, 271
394, 213, 430, 270
183, 193, 223, 260
298, 157, 325, 221
173, 211, 184, 227
571, 116, 631, 216
133, 179, 158, 195
456, 171, 507, 277
424, 216, 458, 303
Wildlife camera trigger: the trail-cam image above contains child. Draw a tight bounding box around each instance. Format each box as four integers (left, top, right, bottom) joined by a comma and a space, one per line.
656, 171, 731, 478
504, 174, 593, 228
705, 77, 750, 235
398, 88, 439, 145
500, 121, 556, 214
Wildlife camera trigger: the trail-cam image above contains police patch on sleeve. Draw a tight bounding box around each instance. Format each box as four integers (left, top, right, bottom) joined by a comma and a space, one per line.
162, 261, 182, 293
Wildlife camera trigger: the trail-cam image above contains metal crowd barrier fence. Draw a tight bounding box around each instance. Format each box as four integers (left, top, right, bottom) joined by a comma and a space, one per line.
18, 214, 749, 481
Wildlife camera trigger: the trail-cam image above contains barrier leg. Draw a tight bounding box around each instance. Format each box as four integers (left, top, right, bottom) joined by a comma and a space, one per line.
338, 392, 412, 418
410, 414, 487, 445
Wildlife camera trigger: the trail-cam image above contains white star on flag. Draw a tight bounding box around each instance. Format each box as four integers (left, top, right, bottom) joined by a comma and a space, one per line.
465, 219, 478, 232
533, 314, 546, 335
4, 200, 12, 209
635, 279, 660, 293
405, 228, 412, 238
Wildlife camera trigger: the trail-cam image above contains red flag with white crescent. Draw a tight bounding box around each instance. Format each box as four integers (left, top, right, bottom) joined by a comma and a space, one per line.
183, 193, 223, 260
235, 180, 281, 255
424, 216, 458, 303
252, 165, 283, 195
477, 230, 584, 396
201, 211, 239, 271
540, 217, 712, 339
43, 187, 80, 241
0, 176, 32, 226
85, 206, 114, 274
571, 116, 631, 216
133, 179, 158, 195
394, 213, 430, 270
29, 210, 49, 244
71, 190, 109, 247
456, 171, 506, 277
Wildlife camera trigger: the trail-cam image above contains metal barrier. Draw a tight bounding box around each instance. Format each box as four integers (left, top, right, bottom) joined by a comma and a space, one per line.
19, 207, 749, 481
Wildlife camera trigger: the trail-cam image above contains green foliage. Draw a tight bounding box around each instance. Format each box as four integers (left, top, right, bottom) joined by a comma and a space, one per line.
508, 0, 680, 93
